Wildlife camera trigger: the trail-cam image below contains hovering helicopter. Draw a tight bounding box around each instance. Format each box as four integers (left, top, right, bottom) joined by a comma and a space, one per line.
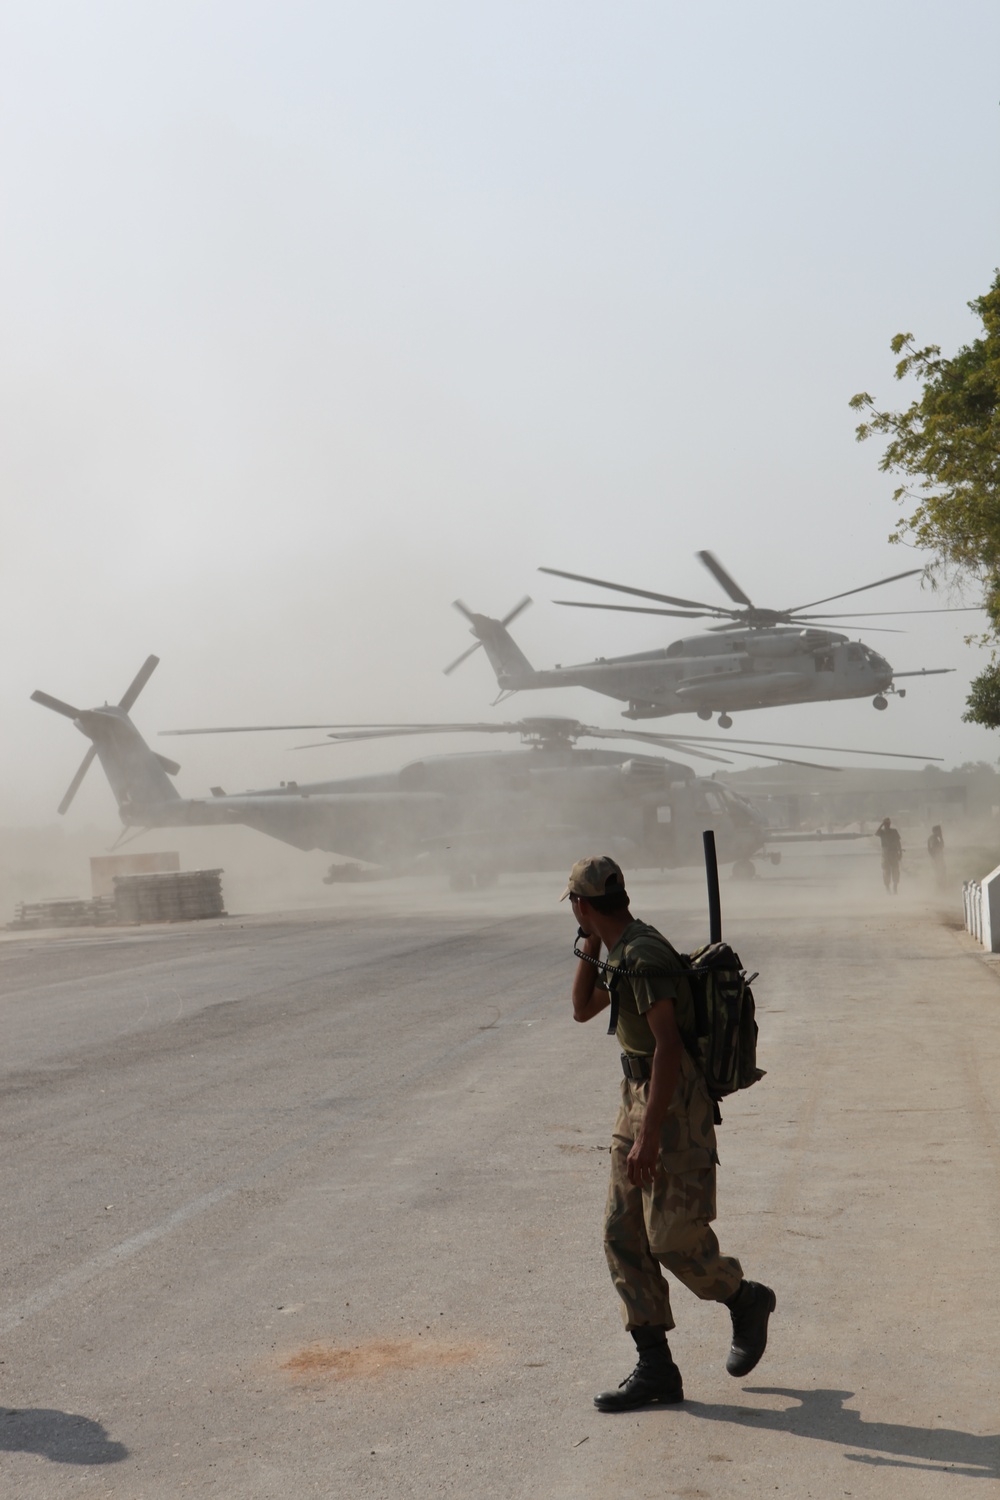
445, 552, 964, 726
33, 658, 938, 884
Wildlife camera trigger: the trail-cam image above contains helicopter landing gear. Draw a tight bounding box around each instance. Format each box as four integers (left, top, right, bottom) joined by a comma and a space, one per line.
873, 694, 888, 711
732, 858, 756, 880
697, 707, 713, 721
718, 713, 733, 729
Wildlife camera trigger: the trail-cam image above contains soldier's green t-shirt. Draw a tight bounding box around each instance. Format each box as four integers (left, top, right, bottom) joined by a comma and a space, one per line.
602, 918, 695, 1057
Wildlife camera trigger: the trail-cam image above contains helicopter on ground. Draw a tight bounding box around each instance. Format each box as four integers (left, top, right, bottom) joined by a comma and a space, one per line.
445, 552, 964, 727
31, 658, 942, 886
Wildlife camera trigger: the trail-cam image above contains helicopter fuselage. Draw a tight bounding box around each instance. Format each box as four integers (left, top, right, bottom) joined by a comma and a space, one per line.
135, 745, 766, 874
492, 626, 894, 720
35, 689, 770, 880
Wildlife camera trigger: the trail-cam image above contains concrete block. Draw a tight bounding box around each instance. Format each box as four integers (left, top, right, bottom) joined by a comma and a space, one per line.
978, 864, 1000, 952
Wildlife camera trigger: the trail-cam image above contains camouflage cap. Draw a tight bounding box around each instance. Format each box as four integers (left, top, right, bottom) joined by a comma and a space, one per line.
560, 854, 627, 902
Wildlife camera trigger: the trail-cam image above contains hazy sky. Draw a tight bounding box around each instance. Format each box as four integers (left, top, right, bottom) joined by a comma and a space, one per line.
4, 2, 1000, 827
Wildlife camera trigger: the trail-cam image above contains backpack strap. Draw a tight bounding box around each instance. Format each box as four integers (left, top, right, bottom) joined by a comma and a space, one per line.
572, 929, 689, 1040
604, 931, 686, 1037
606, 972, 620, 1036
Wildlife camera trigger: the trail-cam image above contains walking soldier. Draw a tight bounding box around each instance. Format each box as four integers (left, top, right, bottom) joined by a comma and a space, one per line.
564, 854, 775, 1411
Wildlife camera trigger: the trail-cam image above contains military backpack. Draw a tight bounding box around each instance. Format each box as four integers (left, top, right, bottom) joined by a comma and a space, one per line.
575, 932, 765, 1105
681, 940, 764, 1101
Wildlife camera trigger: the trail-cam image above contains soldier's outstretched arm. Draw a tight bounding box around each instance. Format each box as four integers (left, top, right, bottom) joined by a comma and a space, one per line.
571, 933, 611, 1023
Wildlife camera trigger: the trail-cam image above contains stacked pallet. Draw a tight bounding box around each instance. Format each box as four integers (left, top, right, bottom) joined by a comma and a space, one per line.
112, 869, 226, 924
8, 896, 117, 930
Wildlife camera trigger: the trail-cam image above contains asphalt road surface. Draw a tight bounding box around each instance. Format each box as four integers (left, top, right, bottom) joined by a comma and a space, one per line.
2, 847, 998, 1497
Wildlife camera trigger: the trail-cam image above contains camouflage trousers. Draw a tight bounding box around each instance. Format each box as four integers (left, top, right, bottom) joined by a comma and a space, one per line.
604, 1052, 743, 1330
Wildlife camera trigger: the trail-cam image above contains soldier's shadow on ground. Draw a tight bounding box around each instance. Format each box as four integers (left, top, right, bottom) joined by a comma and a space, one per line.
0, 1407, 128, 1465
682, 1387, 999, 1479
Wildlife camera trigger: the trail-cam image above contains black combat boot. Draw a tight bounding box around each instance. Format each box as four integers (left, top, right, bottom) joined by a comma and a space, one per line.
724, 1280, 776, 1377
593, 1342, 684, 1412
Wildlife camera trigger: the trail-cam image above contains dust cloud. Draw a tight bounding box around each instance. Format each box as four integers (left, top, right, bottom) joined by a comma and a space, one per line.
3, 7, 999, 914
1, 816, 991, 941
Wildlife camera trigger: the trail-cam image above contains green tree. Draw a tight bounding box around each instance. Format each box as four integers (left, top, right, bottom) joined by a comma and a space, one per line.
850, 270, 1000, 726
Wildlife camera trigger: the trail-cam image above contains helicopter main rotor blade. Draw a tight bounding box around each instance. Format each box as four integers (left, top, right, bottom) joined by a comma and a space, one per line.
58, 746, 98, 815
300, 720, 839, 768
118, 655, 160, 711
648, 742, 734, 765
552, 600, 712, 619
713, 748, 840, 771
790, 606, 982, 619
648, 737, 839, 771
162, 723, 373, 735
319, 723, 523, 743
619, 730, 942, 762
784, 567, 923, 614
703, 618, 904, 633
164, 715, 939, 776
696, 551, 754, 607
539, 566, 724, 613
560, 724, 888, 768
164, 720, 544, 740
794, 622, 906, 632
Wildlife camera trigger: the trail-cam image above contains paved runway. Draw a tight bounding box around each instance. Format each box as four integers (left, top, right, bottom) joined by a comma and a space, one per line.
1, 848, 998, 1497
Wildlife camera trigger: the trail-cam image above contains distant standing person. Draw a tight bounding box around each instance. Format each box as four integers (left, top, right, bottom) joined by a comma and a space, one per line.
927, 825, 946, 889
564, 854, 775, 1411
876, 817, 902, 894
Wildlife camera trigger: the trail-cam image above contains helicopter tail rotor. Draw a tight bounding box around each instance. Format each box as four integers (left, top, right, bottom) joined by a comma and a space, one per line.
443, 601, 485, 676
32, 655, 164, 815
443, 596, 532, 676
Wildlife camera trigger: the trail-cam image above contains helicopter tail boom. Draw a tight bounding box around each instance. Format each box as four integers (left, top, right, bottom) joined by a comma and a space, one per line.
470, 613, 536, 687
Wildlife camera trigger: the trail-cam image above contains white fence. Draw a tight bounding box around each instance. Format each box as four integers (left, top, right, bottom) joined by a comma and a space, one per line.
964, 880, 984, 944
964, 864, 1000, 951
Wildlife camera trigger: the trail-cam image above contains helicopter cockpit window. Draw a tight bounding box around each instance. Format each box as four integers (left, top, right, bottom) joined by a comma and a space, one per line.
815, 651, 834, 672
703, 788, 726, 812
847, 644, 864, 663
